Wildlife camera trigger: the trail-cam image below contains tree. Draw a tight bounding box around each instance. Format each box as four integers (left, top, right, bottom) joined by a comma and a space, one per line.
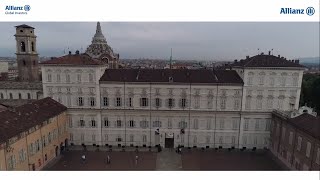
300, 73, 320, 114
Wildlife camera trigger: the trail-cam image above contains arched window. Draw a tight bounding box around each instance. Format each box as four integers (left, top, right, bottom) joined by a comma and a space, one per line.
9, 93, 13, 99
31, 42, 35, 52
18, 93, 21, 99
0, 93, 3, 99
28, 93, 31, 99
102, 57, 109, 64
20, 41, 26, 52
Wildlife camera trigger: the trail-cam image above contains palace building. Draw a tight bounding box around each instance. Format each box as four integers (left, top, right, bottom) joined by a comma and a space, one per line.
0, 98, 68, 171
0, 22, 306, 152
270, 106, 320, 170
40, 50, 305, 149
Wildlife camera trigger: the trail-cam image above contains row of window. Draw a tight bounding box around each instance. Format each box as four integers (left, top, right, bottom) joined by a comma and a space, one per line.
74, 134, 267, 147
247, 72, 299, 86
78, 96, 241, 110
274, 123, 319, 160
72, 118, 267, 131
47, 73, 94, 83
247, 89, 297, 97
0, 92, 32, 100
245, 97, 295, 110
77, 119, 189, 129
244, 119, 271, 131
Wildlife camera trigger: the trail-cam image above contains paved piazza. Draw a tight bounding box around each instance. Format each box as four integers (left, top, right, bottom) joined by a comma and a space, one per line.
45, 148, 283, 171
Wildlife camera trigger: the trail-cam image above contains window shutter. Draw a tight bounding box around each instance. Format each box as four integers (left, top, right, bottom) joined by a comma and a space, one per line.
114, 98, 117, 106
114, 121, 117, 128
159, 99, 162, 107
140, 98, 142, 107
140, 121, 143, 128
179, 99, 182, 108
172, 99, 175, 107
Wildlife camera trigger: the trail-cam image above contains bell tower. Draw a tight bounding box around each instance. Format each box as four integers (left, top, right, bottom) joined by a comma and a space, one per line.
15, 24, 39, 81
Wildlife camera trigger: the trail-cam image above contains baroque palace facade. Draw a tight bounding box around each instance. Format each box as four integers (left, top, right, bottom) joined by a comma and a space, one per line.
42, 54, 303, 148
40, 51, 304, 149
1, 23, 305, 150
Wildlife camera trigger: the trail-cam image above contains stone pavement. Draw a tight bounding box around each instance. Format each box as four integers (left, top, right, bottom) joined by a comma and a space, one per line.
156, 148, 182, 170
44, 147, 284, 171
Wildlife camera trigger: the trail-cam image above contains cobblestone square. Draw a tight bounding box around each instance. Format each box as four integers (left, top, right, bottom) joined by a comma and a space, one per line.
46, 150, 157, 171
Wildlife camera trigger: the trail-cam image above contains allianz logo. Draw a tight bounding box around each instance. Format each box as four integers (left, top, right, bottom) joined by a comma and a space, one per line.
280, 8, 305, 14
5, 6, 24, 11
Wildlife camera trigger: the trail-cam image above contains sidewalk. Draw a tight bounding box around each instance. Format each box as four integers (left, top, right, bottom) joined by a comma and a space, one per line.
156, 148, 182, 171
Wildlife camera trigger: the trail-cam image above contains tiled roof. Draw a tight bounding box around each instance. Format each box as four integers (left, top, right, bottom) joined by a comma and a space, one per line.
15, 24, 34, 29
232, 54, 305, 68
0, 99, 37, 108
100, 69, 243, 84
0, 97, 67, 144
0, 81, 42, 90
288, 113, 320, 139
40, 53, 103, 66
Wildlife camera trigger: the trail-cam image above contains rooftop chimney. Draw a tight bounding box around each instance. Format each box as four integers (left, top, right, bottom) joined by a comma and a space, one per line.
278, 55, 280, 58
246, 56, 249, 59
268, 51, 271, 55
234, 59, 238, 63
261, 52, 264, 55
68, 51, 72, 55
75, 50, 80, 55
295, 60, 300, 64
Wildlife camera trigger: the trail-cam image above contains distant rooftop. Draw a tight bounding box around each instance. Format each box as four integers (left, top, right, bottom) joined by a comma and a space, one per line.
0, 81, 42, 90
0, 99, 37, 108
40, 53, 103, 66
100, 69, 243, 84
232, 53, 305, 68
15, 24, 35, 29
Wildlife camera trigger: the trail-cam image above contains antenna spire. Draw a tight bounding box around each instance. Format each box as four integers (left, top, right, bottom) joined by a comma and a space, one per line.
170, 48, 172, 69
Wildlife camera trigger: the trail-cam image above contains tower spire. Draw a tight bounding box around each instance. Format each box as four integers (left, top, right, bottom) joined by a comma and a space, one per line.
170, 48, 172, 69
96, 22, 102, 34
91, 22, 107, 44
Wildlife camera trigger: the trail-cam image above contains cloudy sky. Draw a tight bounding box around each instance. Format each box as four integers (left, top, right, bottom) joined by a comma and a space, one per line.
0, 22, 318, 60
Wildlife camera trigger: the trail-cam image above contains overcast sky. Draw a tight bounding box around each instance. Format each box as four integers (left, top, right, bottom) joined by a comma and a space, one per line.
0, 22, 318, 60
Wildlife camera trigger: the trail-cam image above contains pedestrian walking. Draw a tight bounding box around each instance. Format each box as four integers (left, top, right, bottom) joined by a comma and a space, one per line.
107, 155, 110, 164
135, 155, 138, 165
81, 154, 86, 164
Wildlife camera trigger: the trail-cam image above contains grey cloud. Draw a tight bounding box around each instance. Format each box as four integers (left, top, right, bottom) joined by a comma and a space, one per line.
0, 22, 318, 60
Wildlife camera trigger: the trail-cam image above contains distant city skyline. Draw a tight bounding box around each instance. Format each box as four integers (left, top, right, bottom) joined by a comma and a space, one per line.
0, 22, 318, 60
